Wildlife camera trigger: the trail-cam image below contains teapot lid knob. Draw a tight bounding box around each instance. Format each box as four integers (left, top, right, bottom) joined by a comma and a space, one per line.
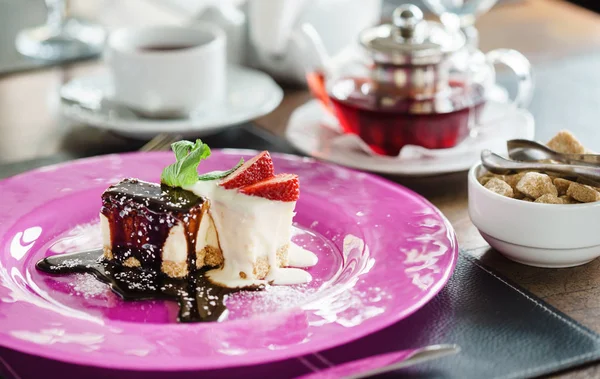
392, 4, 423, 39
359, 3, 465, 65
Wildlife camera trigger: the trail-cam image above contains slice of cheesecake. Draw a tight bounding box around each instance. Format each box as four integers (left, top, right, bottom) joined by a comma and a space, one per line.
99, 176, 302, 284
99, 145, 318, 288
100, 178, 222, 278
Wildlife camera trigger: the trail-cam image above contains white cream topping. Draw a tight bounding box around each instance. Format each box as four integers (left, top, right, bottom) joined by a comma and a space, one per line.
161, 222, 187, 264
100, 214, 111, 250
185, 180, 317, 288
265, 243, 318, 285
267, 267, 312, 285
287, 243, 319, 268
195, 212, 219, 254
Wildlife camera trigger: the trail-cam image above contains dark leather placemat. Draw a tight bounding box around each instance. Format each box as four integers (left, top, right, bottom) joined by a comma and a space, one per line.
2, 125, 600, 378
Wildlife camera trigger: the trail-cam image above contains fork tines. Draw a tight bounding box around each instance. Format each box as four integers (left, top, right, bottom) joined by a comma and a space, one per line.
139, 133, 182, 152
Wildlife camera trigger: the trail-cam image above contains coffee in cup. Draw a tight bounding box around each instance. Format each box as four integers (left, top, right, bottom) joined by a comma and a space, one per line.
105, 24, 226, 118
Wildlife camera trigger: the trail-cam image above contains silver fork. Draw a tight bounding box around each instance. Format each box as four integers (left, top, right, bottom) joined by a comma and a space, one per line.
296, 344, 460, 379
0, 355, 23, 379
138, 133, 182, 152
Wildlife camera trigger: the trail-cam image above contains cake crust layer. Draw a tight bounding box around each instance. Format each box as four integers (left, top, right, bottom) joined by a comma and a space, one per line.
162, 260, 188, 278
197, 246, 224, 268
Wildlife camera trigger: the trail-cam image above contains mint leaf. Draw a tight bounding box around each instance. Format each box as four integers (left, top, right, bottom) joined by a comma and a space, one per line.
160, 140, 211, 188
172, 140, 195, 160
198, 158, 244, 181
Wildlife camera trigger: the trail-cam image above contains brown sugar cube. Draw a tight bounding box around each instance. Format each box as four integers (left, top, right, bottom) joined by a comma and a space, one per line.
506, 173, 539, 200
479, 173, 505, 186
505, 172, 528, 189
513, 190, 526, 200
516, 172, 558, 199
566, 182, 600, 203
521, 197, 533, 202
576, 176, 600, 190
484, 178, 514, 198
546, 130, 586, 154
553, 178, 574, 196
545, 172, 562, 180
505, 173, 529, 200
534, 194, 564, 204
559, 195, 578, 204
478, 173, 493, 186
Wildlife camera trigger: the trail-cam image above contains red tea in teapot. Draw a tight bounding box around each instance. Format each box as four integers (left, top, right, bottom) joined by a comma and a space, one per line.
323, 75, 485, 156
306, 71, 330, 113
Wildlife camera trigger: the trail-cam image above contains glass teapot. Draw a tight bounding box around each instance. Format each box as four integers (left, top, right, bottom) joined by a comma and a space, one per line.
295, 4, 533, 156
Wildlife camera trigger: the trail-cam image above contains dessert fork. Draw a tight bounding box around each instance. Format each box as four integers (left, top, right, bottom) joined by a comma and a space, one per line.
296, 344, 460, 379
0, 355, 21, 379
139, 133, 182, 152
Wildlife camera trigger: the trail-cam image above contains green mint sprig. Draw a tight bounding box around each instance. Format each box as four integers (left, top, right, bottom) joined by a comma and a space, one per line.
198, 158, 244, 181
160, 139, 243, 187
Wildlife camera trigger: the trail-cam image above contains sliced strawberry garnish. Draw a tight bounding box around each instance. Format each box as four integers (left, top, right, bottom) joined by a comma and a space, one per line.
239, 173, 299, 201
220, 151, 274, 189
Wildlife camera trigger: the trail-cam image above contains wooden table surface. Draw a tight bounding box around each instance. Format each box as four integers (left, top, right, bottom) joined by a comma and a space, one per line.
2, 0, 600, 377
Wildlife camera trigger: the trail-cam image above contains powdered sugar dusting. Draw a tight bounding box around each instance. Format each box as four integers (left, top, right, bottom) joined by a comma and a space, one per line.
69, 274, 109, 298
226, 283, 318, 319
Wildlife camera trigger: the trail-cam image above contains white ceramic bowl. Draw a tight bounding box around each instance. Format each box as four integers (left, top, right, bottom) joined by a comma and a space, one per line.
468, 163, 600, 268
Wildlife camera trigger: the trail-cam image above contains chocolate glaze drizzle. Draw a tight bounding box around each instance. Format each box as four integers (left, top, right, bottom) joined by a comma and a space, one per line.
101, 179, 204, 271
36, 250, 263, 322
35, 179, 263, 323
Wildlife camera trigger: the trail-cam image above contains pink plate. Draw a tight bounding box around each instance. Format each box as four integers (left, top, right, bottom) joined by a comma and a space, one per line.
0, 150, 458, 371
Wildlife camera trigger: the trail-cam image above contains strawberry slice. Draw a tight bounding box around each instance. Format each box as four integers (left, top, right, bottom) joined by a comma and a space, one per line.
239, 174, 299, 201
220, 151, 274, 189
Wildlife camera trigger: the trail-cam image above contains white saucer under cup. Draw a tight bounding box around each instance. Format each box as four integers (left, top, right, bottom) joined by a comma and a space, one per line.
105, 24, 226, 118
60, 66, 283, 139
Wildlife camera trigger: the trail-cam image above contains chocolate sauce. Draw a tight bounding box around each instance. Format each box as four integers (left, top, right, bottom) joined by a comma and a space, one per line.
101, 179, 205, 271
103, 179, 202, 213
36, 249, 263, 322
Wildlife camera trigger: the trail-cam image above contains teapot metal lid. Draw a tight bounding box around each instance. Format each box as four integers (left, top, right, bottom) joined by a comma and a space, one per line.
359, 4, 465, 65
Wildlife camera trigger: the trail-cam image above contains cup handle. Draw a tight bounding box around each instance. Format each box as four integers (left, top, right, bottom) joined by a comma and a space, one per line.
485, 48, 534, 108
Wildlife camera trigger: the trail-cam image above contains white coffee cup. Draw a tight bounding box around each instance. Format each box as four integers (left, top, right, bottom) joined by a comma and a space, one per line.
105, 24, 226, 117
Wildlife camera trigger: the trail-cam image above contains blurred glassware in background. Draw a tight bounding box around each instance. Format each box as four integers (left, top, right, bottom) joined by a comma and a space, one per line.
421, 0, 498, 47
191, 0, 382, 84
15, 0, 106, 61
416, 0, 503, 107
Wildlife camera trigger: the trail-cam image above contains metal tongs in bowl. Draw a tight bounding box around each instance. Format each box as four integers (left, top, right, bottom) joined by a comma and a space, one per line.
481, 139, 600, 182
506, 139, 600, 166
